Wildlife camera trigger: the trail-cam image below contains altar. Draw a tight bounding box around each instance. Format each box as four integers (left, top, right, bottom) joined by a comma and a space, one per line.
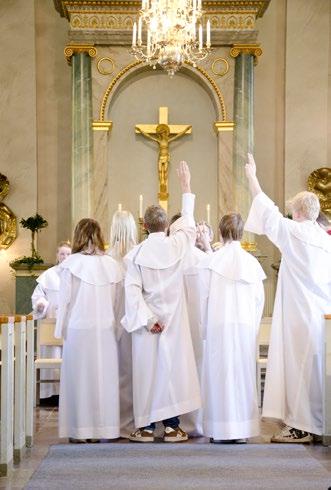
55, 0, 268, 247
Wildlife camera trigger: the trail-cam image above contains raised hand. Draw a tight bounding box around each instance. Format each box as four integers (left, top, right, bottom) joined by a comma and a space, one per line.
245, 153, 257, 180
176, 160, 191, 193
245, 153, 262, 197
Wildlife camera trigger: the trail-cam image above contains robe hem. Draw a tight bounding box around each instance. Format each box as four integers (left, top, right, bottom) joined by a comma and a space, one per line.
135, 396, 201, 428
262, 412, 322, 436
59, 427, 120, 439
203, 419, 260, 439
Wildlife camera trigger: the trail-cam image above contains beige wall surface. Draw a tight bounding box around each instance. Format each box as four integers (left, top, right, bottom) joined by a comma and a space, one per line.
0, 0, 37, 313
0, 0, 71, 313
285, 0, 330, 198
35, 0, 71, 263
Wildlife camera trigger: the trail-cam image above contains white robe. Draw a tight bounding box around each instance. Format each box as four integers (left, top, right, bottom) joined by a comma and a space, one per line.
122, 193, 201, 428
55, 253, 123, 439
245, 192, 331, 435
108, 251, 134, 438
31, 265, 61, 398
199, 241, 265, 440
180, 245, 206, 436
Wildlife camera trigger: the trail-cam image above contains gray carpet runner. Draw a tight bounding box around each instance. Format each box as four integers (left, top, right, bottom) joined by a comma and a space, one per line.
25, 443, 331, 490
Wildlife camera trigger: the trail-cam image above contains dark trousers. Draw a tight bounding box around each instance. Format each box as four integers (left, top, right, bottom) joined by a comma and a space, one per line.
142, 416, 180, 431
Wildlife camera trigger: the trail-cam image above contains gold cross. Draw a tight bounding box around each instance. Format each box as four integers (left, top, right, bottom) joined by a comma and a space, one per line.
135, 107, 192, 211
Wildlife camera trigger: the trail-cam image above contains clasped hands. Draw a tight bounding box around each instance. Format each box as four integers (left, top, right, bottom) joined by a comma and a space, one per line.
150, 322, 165, 334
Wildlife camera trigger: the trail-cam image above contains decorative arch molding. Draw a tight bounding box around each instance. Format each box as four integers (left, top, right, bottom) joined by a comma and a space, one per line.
92, 61, 234, 132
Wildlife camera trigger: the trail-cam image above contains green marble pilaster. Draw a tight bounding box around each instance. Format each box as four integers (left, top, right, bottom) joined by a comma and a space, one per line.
71, 52, 93, 227
232, 52, 255, 248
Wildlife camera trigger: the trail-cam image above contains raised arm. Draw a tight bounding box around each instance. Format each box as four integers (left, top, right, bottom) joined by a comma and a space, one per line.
245, 153, 263, 198
169, 161, 196, 246
244, 153, 288, 249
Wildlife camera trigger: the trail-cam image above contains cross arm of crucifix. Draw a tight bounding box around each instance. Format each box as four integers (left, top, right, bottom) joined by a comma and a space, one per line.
168, 125, 192, 142
135, 126, 159, 142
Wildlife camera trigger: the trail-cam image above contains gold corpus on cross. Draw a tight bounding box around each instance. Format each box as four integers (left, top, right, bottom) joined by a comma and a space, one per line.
135, 107, 192, 211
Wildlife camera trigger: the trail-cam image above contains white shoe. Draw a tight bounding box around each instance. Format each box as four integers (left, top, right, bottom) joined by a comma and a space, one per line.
271, 425, 313, 443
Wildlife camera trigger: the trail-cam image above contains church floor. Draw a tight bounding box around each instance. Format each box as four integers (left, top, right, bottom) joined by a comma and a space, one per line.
1, 408, 330, 489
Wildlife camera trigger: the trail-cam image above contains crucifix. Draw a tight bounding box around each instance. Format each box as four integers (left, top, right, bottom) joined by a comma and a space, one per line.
135, 107, 192, 211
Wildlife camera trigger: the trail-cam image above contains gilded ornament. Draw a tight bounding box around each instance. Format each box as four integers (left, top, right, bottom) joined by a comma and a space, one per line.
55, 1, 271, 20
0, 174, 17, 250
211, 57, 229, 77
230, 43, 262, 64
0, 174, 9, 201
64, 44, 97, 65
307, 167, 331, 218
97, 57, 115, 75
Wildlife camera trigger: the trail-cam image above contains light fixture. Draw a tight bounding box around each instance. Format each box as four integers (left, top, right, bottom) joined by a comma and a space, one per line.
131, 0, 211, 77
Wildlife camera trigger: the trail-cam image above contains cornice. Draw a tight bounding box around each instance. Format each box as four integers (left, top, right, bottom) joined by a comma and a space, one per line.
54, 0, 271, 20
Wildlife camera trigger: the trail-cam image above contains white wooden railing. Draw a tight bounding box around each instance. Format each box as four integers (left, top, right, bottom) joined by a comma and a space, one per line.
0, 314, 34, 476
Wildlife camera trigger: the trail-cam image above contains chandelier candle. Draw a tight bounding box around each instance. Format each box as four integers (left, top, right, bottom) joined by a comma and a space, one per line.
131, 0, 212, 77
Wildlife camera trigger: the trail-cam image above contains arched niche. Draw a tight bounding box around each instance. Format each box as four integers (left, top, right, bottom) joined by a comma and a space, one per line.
106, 65, 220, 228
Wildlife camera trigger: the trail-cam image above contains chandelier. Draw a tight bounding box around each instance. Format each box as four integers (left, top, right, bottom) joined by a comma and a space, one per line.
130, 0, 211, 77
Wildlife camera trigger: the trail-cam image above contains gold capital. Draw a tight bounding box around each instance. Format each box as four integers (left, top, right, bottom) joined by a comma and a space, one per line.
214, 121, 235, 134
230, 44, 262, 64
64, 45, 97, 65
92, 121, 113, 132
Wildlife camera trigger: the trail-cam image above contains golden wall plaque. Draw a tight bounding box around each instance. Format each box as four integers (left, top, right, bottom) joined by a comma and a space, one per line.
0, 174, 17, 249
307, 167, 331, 218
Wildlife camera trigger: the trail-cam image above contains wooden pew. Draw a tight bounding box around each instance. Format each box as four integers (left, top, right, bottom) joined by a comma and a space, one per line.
323, 314, 331, 446
0, 316, 14, 476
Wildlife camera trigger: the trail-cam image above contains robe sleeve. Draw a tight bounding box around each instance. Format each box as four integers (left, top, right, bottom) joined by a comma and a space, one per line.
31, 284, 49, 319
198, 268, 211, 340
245, 192, 290, 250
54, 268, 72, 339
255, 281, 265, 333
122, 259, 156, 333
113, 280, 125, 341
169, 193, 196, 251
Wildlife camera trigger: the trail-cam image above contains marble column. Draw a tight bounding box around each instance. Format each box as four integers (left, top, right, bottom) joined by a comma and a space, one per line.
231, 44, 262, 249
64, 45, 97, 227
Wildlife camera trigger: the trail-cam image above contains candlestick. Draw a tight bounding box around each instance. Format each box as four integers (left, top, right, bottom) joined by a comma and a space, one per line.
132, 22, 137, 47
138, 17, 142, 46
206, 204, 211, 225
139, 194, 143, 218
206, 20, 211, 48
118, 203, 122, 212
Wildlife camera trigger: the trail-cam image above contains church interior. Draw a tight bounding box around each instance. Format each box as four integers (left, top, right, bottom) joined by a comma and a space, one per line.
0, 0, 331, 488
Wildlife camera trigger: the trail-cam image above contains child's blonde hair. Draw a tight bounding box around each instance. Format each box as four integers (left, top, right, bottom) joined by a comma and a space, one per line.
287, 191, 320, 221
109, 210, 137, 259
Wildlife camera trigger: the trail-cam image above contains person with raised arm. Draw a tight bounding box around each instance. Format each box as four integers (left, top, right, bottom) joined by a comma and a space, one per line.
123, 161, 201, 443
245, 153, 331, 443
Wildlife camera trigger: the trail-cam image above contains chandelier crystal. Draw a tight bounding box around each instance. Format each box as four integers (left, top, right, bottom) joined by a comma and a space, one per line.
130, 0, 211, 77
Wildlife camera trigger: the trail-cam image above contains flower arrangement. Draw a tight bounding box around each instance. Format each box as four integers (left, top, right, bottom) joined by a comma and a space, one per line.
10, 213, 48, 269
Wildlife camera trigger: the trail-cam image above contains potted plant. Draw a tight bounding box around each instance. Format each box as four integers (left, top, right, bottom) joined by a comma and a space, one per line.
10, 213, 48, 270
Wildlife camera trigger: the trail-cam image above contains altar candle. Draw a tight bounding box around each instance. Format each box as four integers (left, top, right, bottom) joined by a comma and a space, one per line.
138, 17, 142, 45
197, 0, 201, 10
118, 203, 122, 212
199, 24, 203, 50
206, 203, 211, 225
132, 22, 137, 47
139, 194, 143, 218
206, 20, 211, 48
